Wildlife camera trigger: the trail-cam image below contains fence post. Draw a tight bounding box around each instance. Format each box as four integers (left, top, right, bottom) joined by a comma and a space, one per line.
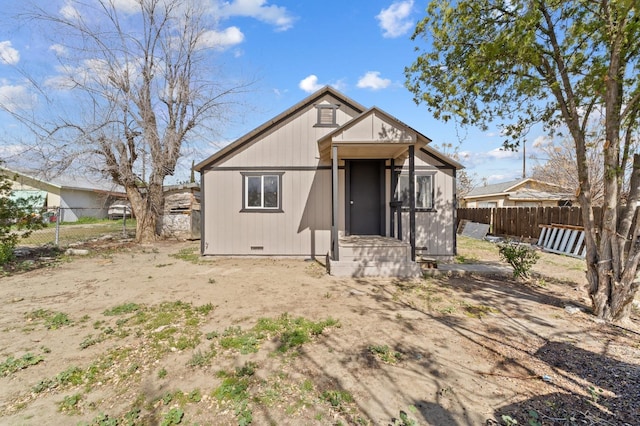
122, 206, 127, 238
55, 207, 61, 246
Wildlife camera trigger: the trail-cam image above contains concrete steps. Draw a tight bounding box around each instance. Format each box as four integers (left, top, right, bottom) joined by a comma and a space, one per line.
327, 236, 422, 278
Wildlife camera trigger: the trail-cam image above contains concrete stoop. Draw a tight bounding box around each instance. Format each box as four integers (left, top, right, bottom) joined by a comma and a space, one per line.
327, 259, 423, 278
327, 236, 424, 278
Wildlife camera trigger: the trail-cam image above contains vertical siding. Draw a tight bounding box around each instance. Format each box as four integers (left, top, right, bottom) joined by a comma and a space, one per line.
221, 95, 360, 168
202, 91, 458, 257
202, 93, 360, 256
202, 169, 332, 256
397, 151, 456, 257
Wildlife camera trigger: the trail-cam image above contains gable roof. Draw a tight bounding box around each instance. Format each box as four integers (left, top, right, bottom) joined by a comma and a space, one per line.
194, 86, 366, 171
2, 167, 125, 194
317, 106, 463, 168
195, 86, 463, 171
464, 178, 571, 199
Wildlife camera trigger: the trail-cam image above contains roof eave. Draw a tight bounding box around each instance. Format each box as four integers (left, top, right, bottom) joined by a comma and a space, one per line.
194, 86, 367, 171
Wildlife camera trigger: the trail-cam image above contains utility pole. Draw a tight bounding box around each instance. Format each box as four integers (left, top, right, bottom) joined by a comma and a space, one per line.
522, 140, 526, 179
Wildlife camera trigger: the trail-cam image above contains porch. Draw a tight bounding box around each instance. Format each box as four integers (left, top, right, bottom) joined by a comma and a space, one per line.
327, 236, 423, 278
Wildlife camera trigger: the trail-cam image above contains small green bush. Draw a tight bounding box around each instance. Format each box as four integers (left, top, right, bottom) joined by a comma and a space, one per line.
0, 169, 45, 265
497, 240, 539, 279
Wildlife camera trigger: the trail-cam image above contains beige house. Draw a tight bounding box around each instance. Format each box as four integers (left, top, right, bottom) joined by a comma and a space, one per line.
195, 87, 462, 277
2, 167, 125, 222
461, 178, 574, 208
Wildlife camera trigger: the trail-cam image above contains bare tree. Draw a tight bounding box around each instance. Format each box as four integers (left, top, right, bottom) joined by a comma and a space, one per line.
435, 142, 477, 200
531, 138, 604, 205
16, 0, 249, 242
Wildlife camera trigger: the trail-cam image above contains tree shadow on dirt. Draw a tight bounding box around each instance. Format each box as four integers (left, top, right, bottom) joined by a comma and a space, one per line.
493, 340, 640, 425
314, 272, 639, 425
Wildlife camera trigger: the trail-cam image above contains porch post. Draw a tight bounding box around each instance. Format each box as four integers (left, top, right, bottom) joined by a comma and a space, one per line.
390, 158, 395, 238
409, 145, 416, 261
331, 145, 339, 261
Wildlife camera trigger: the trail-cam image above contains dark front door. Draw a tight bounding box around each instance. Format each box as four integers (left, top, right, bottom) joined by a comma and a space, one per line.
348, 160, 383, 235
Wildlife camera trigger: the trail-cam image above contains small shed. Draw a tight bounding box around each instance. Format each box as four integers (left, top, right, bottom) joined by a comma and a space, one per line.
162, 183, 201, 240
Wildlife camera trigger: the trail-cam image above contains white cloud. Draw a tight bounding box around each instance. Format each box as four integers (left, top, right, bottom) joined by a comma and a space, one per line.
376, 0, 414, 38
356, 71, 391, 90
0, 41, 20, 65
0, 85, 36, 112
331, 79, 347, 92
299, 75, 323, 93
111, 0, 140, 14
214, 0, 296, 31
49, 44, 68, 56
487, 147, 519, 160
531, 135, 552, 150
44, 59, 115, 90
486, 174, 517, 183
0, 144, 29, 158
60, 2, 81, 20
200, 27, 245, 50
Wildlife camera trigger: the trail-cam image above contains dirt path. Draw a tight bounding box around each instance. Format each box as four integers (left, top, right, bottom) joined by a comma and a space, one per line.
0, 241, 638, 425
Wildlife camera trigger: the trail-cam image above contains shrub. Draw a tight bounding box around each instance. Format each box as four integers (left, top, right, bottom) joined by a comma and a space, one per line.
0, 169, 45, 265
497, 240, 540, 279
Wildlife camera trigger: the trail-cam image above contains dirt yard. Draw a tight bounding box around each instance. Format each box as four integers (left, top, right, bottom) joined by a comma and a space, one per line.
0, 238, 638, 425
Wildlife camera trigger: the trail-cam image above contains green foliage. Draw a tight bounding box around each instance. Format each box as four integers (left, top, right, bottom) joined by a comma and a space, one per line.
213, 363, 258, 425
74, 216, 101, 224
368, 345, 403, 364
170, 247, 203, 264
0, 353, 44, 376
160, 407, 184, 426
58, 393, 82, 414
497, 241, 539, 279
158, 367, 167, 379
321, 390, 353, 409
0, 170, 45, 265
103, 303, 140, 316
392, 410, 417, 426
26, 309, 73, 329
501, 414, 518, 426
186, 348, 216, 367
588, 385, 603, 404
406, 0, 640, 321
33, 365, 84, 393
254, 313, 340, 353
80, 412, 118, 426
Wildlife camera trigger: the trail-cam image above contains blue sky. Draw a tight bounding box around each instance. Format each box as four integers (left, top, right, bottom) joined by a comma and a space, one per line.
0, 0, 549, 185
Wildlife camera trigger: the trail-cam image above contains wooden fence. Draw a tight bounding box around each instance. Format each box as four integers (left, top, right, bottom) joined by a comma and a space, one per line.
457, 206, 606, 240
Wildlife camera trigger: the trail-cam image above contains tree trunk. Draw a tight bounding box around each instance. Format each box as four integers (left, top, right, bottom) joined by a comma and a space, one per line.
126, 181, 164, 243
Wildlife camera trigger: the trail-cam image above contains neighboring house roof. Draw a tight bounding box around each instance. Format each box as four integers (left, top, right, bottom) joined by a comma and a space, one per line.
194, 86, 462, 171
464, 178, 573, 201
2, 167, 125, 194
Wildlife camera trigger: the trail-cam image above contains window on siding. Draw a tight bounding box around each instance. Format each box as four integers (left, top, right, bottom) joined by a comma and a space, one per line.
396, 173, 434, 209
241, 172, 284, 212
314, 104, 339, 127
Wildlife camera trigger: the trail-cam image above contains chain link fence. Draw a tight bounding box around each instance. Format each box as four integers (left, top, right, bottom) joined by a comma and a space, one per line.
18, 207, 136, 248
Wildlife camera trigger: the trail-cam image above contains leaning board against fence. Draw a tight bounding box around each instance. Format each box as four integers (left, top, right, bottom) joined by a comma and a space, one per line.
457, 206, 606, 240
537, 224, 586, 258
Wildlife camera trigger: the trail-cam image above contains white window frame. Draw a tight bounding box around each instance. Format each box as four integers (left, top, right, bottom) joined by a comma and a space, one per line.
241, 172, 284, 212
396, 173, 434, 210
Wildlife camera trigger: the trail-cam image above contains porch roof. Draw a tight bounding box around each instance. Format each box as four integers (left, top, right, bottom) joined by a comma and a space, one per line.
318, 107, 430, 161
